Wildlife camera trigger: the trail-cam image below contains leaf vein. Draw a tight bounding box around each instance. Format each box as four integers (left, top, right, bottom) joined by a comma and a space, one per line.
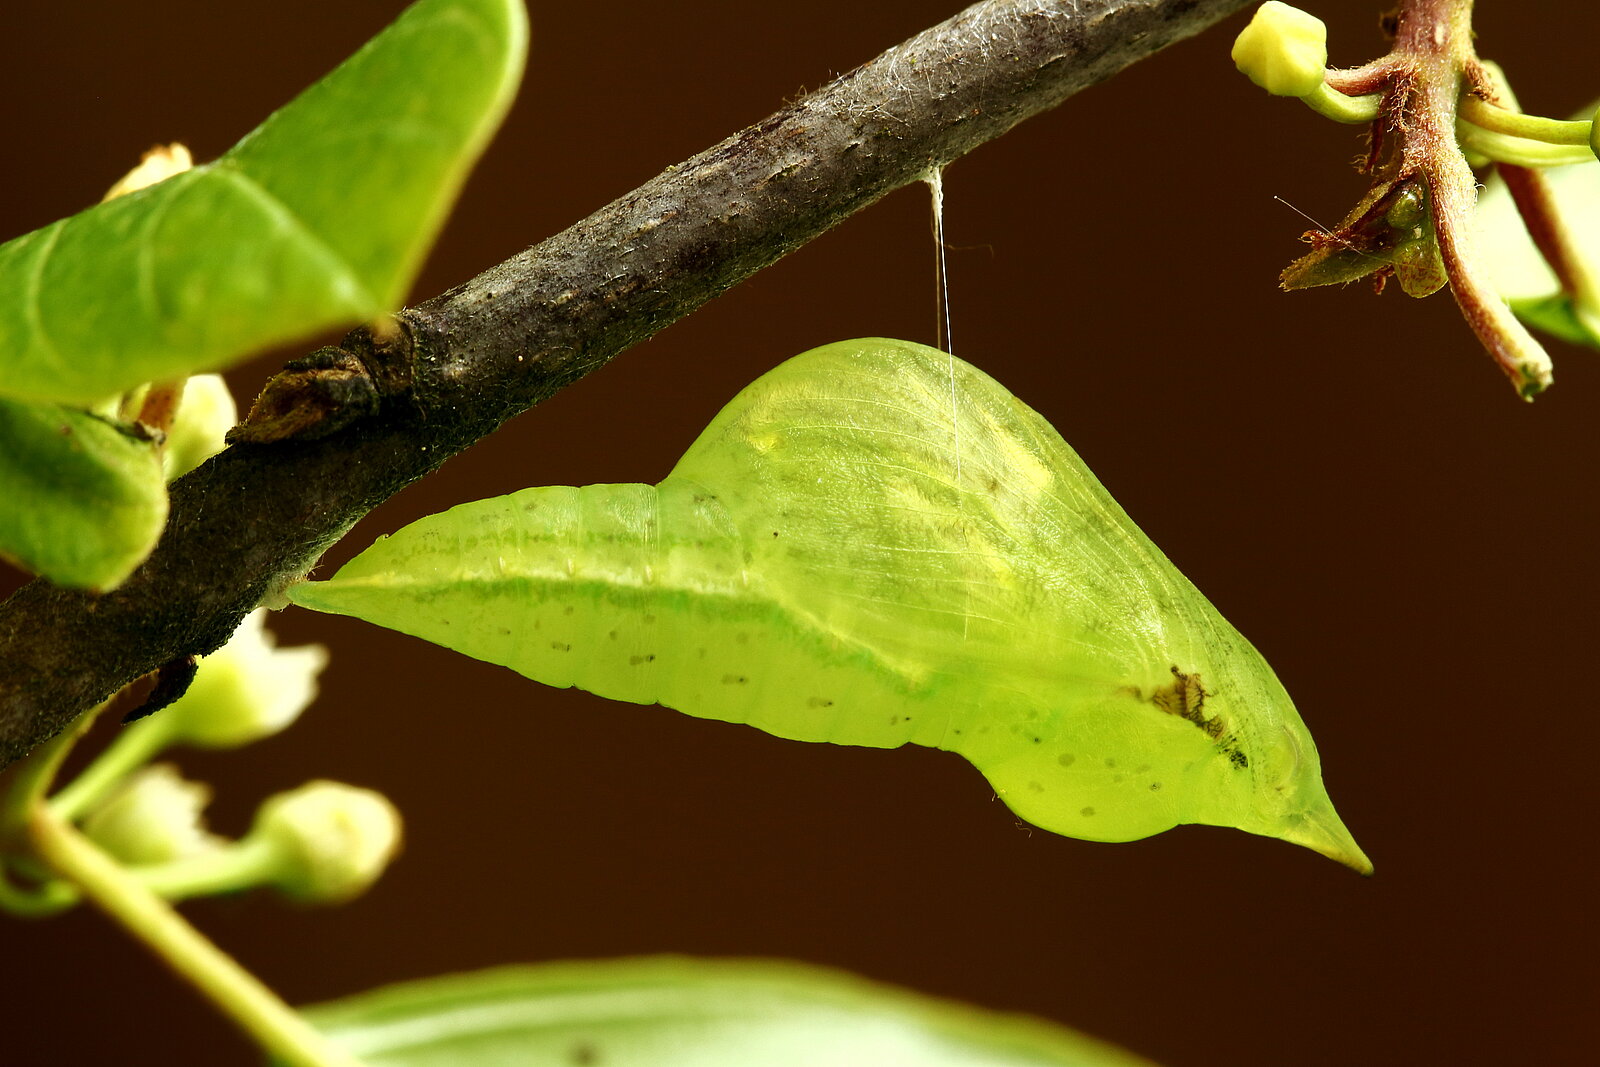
22, 221, 69, 376
211, 164, 380, 310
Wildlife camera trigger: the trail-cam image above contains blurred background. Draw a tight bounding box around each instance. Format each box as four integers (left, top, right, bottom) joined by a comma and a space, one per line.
2, 1, 1595, 1063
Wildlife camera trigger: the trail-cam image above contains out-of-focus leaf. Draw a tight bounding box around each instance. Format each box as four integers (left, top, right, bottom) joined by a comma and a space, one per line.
1503, 292, 1596, 347
0, 398, 165, 590
0, 0, 527, 405
1477, 136, 1600, 349
288, 958, 1159, 1067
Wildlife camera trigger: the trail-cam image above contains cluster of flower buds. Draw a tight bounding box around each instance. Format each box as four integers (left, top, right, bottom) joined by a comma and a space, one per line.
82, 772, 402, 906
8, 610, 402, 910
0, 141, 401, 917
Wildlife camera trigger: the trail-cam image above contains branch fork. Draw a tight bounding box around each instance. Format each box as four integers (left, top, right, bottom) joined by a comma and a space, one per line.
1235, 0, 1600, 398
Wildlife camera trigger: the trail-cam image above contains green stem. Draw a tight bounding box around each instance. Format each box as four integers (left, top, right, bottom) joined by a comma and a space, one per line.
1462, 55, 1600, 338
49, 714, 176, 822
0, 702, 103, 841
1301, 82, 1381, 124
1457, 124, 1593, 167
3, 832, 287, 915
27, 804, 365, 1067
0, 865, 78, 916
1499, 162, 1600, 333
1459, 96, 1590, 145
0, 715, 97, 917
135, 834, 284, 902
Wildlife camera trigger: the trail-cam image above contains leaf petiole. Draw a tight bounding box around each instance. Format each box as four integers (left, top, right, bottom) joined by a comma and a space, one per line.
1457, 124, 1595, 168
0, 701, 104, 841
0, 866, 76, 916
1459, 96, 1592, 146
133, 833, 284, 902
1301, 81, 1381, 124
0, 704, 100, 916
48, 713, 177, 822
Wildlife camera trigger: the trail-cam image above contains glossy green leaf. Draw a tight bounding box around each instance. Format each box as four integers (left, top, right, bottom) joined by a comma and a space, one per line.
0, 398, 165, 590
291, 339, 1367, 871
0, 0, 527, 405
289, 958, 1159, 1067
1477, 133, 1600, 349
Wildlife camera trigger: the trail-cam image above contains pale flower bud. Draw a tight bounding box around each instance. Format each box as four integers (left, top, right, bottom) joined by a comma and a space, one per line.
163, 374, 238, 480
81, 764, 220, 866
164, 610, 329, 749
252, 781, 402, 904
1232, 2, 1329, 98
102, 143, 193, 202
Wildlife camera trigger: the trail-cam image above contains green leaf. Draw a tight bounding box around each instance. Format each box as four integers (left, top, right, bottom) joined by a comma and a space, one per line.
1506, 293, 1598, 347
0, 398, 165, 590
290, 958, 1159, 1067
0, 0, 527, 405
1477, 132, 1600, 349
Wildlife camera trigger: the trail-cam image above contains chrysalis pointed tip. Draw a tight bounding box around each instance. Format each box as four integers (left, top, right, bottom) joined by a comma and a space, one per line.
1279, 804, 1372, 875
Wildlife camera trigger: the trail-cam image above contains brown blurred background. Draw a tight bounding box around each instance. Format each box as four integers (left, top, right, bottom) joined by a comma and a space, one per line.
2, 1, 1596, 1063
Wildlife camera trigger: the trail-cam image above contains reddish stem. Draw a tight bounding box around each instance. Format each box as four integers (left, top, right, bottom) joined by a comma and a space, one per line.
1391, 0, 1553, 394
1500, 165, 1594, 300
1325, 58, 1401, 97
135, 381, 184, 438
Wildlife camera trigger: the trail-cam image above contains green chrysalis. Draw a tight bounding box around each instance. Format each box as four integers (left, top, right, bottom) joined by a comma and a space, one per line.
290, 339, 1368, 871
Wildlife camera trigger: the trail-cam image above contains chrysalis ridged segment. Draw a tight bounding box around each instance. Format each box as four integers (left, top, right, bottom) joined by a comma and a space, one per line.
291, 339, 1368, 871
296, 480, 942, 750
